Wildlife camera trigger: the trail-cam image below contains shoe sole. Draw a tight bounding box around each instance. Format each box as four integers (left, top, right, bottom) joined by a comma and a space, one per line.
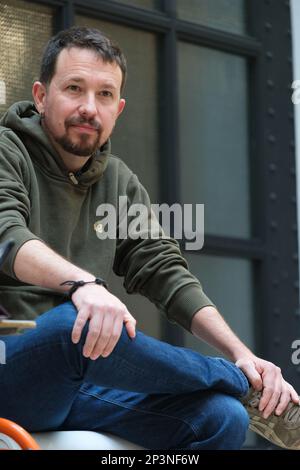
249, 417, 300, 450
249, 422, 287, 449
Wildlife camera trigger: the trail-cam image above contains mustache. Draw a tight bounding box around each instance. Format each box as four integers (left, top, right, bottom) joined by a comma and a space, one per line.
65, 116, 102, 132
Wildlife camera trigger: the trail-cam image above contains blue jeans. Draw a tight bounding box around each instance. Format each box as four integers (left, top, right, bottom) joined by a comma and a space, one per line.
0, 302, 250, 450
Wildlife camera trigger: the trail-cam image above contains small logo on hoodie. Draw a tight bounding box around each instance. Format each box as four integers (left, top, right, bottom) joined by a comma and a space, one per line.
94, 221, 103, 234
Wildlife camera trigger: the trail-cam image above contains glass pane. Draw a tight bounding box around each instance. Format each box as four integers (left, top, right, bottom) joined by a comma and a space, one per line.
76, 16, 161, 339
183, 252, 256, 447
178, 42, 251, 238
183, 253, 255, 356
113, 0, 160, 10
177, 0, 247, 35
0, 0, 54, 117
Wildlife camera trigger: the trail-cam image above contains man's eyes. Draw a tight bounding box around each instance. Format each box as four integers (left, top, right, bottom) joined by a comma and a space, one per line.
67, 85, 81, 92
99, 90, 113, 98
65, 86, 114, 98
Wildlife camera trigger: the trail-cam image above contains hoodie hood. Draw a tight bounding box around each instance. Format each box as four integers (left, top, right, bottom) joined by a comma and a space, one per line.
0, 101, 110, 187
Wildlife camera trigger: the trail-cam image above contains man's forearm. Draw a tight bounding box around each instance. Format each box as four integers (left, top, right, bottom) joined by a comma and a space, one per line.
191, 306, 256, 362
14, 239, 95, 292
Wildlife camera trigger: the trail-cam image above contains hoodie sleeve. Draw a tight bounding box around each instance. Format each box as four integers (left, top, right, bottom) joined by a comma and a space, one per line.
0, 129, 42, 278
113, 172, 215, 333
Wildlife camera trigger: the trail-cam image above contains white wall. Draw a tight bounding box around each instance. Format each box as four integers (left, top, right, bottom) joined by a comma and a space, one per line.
291, 0, 300, 287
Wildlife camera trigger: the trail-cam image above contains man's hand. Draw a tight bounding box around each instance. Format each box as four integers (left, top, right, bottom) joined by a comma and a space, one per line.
71, 284, 136, 360
13, 240, 136, 360
236, 356, 299, 418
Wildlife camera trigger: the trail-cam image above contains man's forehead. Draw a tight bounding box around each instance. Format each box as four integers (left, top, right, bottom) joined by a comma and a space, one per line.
54, 47, 122, 82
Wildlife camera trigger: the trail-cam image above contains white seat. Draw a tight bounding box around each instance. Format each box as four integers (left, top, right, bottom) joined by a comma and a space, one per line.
32, 430, 144, 450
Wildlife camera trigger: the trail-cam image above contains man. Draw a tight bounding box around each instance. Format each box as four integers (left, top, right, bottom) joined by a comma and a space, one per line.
0, 26, 299, 450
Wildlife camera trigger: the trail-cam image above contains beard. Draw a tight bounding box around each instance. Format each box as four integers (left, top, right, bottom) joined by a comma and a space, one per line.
55, 132, 100, 157
45, 115, 103, 157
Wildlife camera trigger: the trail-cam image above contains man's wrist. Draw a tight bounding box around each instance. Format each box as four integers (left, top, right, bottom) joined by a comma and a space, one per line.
61, 277, 108, 299
59, 273, 94, 293
232, 350, 257, 364
71, 281, 108, 304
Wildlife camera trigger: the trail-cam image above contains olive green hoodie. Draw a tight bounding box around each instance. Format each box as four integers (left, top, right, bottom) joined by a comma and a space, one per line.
0, 101, 213, 331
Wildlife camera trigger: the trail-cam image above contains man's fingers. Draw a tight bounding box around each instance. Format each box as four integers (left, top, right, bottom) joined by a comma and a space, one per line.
90, 310, 136, 360
235, 359, 263, 391
72, 302, 136, 360
83, 313, 103, 358
98, 317, 123, 359
124, 309, 136, 339
72, 309, 89, 344
88, 313, 113, 360
275, 389, 292, 416
124, 320, 136, 339
290, 385, 300, 404
275, 383, 299, 415
261, 387, 281, 418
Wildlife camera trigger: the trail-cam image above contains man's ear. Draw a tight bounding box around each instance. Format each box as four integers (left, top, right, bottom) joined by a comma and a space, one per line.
32, 81, 47, 114
117, 98, 126, 117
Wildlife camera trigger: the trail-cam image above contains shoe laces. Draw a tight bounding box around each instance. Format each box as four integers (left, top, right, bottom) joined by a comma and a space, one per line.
247, 390, 262, 408
283, 400, 300, 426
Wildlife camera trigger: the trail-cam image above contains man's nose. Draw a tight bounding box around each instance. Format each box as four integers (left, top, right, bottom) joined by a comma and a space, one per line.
78, 95, 97, 118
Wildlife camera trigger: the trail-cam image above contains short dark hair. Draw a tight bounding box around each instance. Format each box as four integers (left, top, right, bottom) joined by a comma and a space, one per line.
39, 26, 127, 92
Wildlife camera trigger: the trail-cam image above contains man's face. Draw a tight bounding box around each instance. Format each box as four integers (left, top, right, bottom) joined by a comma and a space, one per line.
34, 47, 125, 158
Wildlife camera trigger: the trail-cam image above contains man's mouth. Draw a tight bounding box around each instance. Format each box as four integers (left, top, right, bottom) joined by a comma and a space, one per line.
71, 125, 98, 133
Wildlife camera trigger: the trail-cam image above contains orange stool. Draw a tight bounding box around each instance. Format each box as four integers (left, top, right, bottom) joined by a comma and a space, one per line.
0, 418, 40, 450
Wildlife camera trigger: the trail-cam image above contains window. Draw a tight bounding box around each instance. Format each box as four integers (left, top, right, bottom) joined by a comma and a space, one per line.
178, 43, 251, 239
0, 0, 54, 117
177, 0, 247, 35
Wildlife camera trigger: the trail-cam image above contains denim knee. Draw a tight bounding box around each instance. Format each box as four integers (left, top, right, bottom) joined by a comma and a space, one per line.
189, 393, 250, 450
209, 394, 249, 449
35, 301, 79, 342
224, 396, 249, 436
